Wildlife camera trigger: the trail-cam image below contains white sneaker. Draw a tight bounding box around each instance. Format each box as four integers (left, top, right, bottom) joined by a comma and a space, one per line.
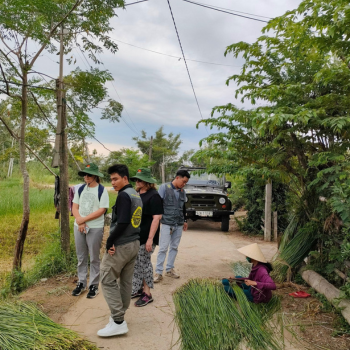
97, 319, 128, 337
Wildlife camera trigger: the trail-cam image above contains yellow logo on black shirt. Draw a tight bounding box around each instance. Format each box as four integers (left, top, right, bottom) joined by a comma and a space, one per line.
131, 206, 142, 228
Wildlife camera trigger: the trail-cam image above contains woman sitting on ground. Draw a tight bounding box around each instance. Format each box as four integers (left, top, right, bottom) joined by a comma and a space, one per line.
130, 168, 163, 307
222, 243, 276, 303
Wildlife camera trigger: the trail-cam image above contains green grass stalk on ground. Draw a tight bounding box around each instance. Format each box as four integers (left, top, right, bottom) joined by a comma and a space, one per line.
173, 278, 283, 350
0, 301, 98, 350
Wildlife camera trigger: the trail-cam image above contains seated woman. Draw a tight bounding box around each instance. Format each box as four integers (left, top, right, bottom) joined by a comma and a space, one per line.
222, 243, 276, 303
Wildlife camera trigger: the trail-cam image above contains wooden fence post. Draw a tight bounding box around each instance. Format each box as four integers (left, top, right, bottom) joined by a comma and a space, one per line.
264, 180, 272, 241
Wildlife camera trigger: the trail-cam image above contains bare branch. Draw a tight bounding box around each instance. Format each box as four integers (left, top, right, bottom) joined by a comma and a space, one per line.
0, 115, 57, 177
0, 48, 23, 79
30, 0, 83, 67
0, 34, 17, 56
0, 62, 9, 95
29, 91, 55, 127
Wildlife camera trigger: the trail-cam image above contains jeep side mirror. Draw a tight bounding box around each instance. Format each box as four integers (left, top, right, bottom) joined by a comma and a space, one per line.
224, 181, 231, 189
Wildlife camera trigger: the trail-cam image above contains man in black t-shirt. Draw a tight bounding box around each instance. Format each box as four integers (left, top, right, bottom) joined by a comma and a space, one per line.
130, 168, 163, 307
97, 164, 142, 338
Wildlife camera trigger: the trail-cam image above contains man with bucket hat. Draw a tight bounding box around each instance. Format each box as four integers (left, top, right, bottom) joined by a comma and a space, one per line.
72, 163, 109, 298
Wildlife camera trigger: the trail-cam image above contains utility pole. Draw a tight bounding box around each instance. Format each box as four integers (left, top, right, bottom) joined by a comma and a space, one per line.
264, 180, 272, 242
52, 25, 70, 256
148, 136, 153, 161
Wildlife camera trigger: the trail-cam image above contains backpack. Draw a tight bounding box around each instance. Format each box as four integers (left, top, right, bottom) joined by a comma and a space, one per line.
78, 184, 108, 215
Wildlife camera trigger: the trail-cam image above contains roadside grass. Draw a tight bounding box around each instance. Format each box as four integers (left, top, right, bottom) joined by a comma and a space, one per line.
0, 174, 117, 298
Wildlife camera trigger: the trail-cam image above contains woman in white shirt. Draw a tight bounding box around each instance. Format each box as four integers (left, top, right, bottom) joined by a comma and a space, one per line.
72, 163, 109, 299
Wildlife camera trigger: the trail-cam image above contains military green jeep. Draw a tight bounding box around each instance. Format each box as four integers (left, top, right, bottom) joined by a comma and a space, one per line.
180, 167, 234, 232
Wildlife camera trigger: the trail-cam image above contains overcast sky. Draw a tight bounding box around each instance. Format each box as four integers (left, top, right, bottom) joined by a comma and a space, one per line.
40, 0, 302, 156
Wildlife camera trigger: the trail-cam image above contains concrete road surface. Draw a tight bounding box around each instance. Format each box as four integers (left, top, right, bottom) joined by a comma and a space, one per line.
61, 219, 300, 350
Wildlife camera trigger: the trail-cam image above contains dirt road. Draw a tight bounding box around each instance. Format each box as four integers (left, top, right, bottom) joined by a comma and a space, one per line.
61, 219, 298, 350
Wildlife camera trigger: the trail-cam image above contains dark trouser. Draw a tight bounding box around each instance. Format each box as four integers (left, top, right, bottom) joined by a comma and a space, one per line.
222, 278, 254, 302
100, 240, 140, 322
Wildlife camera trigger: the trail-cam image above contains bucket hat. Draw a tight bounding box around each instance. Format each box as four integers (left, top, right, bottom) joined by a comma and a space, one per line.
78, 163, 104, 178
237, 243, 267, 263
130, 168, 157, 184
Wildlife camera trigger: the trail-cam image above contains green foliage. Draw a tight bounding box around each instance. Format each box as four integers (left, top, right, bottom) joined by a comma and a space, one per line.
308, 288, 333, 313
192, 0, 350, 281
103, 148, 153, 180
133, 127, 182, 181
226, 175, 247, 211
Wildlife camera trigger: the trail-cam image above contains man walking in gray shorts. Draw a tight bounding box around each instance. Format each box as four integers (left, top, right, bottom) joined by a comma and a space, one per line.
72, 163, 109, 299
97, 164, 143, 337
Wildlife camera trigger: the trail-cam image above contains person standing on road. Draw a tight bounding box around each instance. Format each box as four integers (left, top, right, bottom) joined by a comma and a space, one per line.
154, 169, 190, 283
130, 168, 163, 307
72, 163, 109, 299
97, 164, 143, 337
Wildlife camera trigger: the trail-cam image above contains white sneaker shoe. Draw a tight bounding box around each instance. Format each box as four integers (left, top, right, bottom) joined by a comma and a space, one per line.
97, 319, 128, 337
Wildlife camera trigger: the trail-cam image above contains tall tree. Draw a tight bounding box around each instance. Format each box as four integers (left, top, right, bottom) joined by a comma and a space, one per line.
0, 0, 124, 271
133, 127, 182, 181
195, 0, 350, 276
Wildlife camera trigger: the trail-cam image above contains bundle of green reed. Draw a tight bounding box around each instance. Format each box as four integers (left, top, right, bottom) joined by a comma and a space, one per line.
272, 225, 318, 283
173, 279, 283, 350
230, 261, 252, 277
0, 301, 98, 350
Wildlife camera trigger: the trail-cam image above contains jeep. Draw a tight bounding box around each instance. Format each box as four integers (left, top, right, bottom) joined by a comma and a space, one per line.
180, 166, 234, 231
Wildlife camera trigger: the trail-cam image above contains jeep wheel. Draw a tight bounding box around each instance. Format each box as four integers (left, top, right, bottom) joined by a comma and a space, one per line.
221, 216, 230, 232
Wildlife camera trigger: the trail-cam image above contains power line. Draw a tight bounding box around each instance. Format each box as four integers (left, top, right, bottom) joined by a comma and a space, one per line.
166, 0, 207, 134
93, 50, 143, 137
109, 80, 143, 137
0, 79, 55, 91
187, 0, 272, 19
66, 102, 114, 153
73, 47, 143, 137
114, 39, 240, 67
182, 0, 269, 23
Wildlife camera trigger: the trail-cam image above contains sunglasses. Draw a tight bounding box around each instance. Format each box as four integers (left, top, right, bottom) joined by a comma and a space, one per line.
83, 174, 93, 177
135, 179, 144, 183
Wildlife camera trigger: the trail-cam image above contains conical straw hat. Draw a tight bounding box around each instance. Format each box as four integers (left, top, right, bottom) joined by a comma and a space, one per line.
237, 243, 267, 263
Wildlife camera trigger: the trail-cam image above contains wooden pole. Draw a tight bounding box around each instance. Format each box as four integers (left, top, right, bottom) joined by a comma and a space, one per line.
264, 180, 272, 241
273, 211, 278, 242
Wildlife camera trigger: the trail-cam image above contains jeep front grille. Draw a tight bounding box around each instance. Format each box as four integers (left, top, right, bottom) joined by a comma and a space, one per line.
191, 195, 214, 199
190, 200, 216, 207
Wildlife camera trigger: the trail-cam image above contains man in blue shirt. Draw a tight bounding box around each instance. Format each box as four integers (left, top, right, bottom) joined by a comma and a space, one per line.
154, 169, 190, 282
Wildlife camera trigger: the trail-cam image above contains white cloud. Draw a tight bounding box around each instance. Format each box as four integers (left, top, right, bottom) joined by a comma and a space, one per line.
33, 0, 303, 156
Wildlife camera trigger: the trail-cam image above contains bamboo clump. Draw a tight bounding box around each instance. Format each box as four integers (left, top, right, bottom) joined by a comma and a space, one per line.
0, 301, 98, 350
173, 279, 283, 350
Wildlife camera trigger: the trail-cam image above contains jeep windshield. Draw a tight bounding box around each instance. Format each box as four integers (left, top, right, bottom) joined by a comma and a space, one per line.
186, 172, 225, 190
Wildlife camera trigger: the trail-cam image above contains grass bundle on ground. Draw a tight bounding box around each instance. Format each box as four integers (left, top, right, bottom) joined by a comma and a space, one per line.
272, 224, 318, 283
173, 279, 283, 350
0, 301, 98, 350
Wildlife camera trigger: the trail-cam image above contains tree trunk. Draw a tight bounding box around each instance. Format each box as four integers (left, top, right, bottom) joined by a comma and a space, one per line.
13, 69, 30, 271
